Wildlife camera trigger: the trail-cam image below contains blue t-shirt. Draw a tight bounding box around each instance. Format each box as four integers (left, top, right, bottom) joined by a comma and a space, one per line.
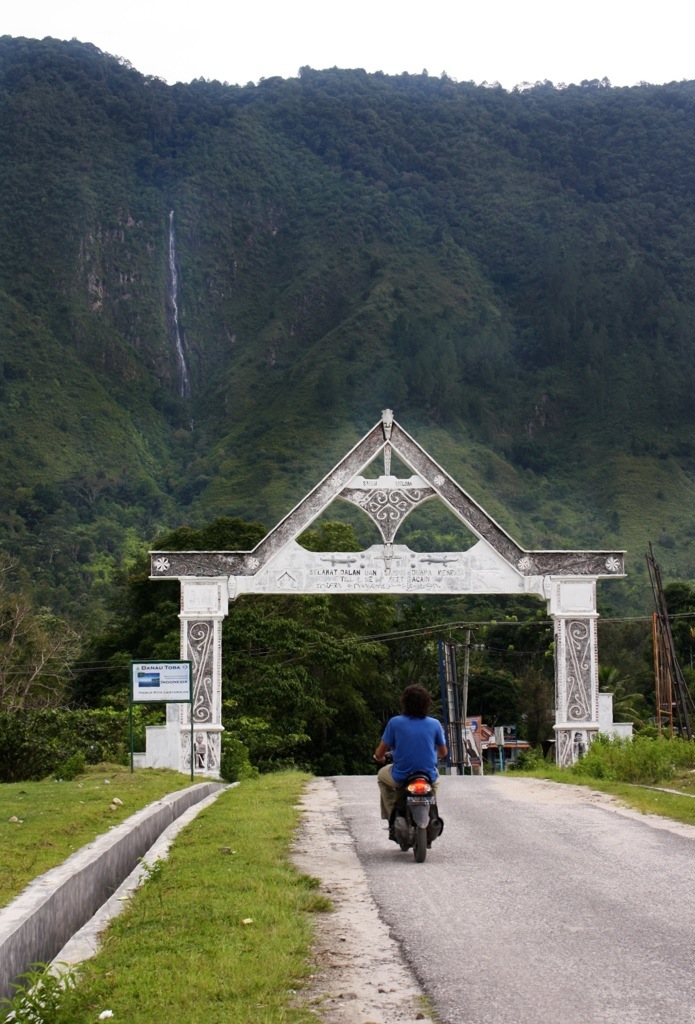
382, 715, 446, 783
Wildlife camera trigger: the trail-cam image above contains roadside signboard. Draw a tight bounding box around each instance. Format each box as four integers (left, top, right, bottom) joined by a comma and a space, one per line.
131, 660, 192, 703
129, 661, 193, 779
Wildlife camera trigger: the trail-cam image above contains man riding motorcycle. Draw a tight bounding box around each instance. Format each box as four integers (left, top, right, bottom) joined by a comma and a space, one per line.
373, 684, 447, 838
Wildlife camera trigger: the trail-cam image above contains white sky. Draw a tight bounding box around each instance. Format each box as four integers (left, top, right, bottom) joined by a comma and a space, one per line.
3, 0, 694, 91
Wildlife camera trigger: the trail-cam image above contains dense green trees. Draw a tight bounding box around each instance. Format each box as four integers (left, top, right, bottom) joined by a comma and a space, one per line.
1, 41, 695, 622
1, 41, 695, 623
4, 39, 695, 755
73, 515, 614, 770
73, 518, 400, 772
4, 502, 668, 771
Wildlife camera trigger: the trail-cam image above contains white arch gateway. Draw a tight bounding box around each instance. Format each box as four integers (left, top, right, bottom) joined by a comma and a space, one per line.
147, 411, 625, 775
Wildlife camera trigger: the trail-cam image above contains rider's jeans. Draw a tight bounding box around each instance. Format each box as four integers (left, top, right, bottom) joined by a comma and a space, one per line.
377, 764, 439, 820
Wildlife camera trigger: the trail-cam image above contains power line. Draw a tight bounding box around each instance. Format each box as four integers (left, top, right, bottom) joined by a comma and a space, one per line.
8, 609, 693, 675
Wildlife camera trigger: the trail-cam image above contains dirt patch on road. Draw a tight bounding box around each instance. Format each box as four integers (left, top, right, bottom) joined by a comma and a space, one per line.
489, 775, 695, 841
292, 777, 435, 1024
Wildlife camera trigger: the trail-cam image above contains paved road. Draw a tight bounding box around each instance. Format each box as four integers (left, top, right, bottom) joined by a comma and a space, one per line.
333, 775, 695, 1024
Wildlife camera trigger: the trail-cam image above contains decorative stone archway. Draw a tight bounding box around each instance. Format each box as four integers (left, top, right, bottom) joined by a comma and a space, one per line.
147, 411, 625, 775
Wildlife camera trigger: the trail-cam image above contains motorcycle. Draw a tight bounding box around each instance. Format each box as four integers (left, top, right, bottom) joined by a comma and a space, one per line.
390, 771, 444, 863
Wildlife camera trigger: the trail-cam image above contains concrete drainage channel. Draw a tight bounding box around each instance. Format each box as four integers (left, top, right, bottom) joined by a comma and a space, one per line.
0, 781, 227, 1001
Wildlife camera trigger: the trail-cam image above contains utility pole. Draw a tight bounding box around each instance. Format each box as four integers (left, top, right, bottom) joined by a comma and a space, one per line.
461, 628, 471, 739
647, 545, 694, 740
652, 611, 673, 737
460, 629, 482, 774
438, 639, 464, 774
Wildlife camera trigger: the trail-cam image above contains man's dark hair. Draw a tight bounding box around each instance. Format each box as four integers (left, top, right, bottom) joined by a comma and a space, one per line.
401, 684, 432, 718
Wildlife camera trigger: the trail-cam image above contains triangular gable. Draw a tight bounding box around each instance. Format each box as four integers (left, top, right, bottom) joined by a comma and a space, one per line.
150, 411, 624, 581
249, 410, 526, 567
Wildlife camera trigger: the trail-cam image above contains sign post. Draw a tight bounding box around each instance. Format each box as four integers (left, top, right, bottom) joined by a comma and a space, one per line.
130, 661, 193, 780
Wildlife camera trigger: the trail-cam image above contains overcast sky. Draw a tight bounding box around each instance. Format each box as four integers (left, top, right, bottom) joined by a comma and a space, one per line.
3, 0, 694, 91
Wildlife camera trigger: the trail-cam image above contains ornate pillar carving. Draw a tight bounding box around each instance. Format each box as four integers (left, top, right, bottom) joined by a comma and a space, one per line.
548, 579, 600, 767
176, 579, 228, 777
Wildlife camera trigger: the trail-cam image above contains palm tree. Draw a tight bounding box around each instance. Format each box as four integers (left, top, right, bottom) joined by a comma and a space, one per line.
599, 665, 649, 729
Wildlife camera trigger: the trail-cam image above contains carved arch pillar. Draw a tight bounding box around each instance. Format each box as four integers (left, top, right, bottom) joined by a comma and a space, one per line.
174, 579, 229, 777
547, 578, 600, 768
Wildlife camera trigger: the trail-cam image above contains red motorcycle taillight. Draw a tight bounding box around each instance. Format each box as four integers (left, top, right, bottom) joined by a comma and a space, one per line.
407, 779, 432, 795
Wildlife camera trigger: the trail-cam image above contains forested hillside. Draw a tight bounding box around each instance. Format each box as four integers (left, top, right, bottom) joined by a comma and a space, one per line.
2, 34, 695, 627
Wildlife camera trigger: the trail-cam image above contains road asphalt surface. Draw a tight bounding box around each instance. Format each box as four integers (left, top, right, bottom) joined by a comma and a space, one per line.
331, 774, 695, 1024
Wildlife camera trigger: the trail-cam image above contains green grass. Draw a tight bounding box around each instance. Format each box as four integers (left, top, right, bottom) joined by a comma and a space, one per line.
47, 771, 323, 1024
647, 773, 695, 796
0, 764, 197, 908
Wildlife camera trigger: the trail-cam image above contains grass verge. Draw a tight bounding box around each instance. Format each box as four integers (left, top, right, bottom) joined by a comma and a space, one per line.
45, 771, 324, 1024
0, 764, 197, 908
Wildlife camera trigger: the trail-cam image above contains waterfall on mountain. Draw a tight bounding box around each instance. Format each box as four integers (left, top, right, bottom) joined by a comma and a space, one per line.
167, 210, 191, 398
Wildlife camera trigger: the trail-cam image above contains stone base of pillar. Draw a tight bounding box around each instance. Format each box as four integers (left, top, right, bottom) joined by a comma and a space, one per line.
555, 725, 599, 768
179, 724, 224, 778
141, 723, 181, 771
141, 722, 224, 778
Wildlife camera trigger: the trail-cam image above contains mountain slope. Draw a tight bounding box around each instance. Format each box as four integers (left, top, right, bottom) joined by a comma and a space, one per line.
2, 38, 695, 616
